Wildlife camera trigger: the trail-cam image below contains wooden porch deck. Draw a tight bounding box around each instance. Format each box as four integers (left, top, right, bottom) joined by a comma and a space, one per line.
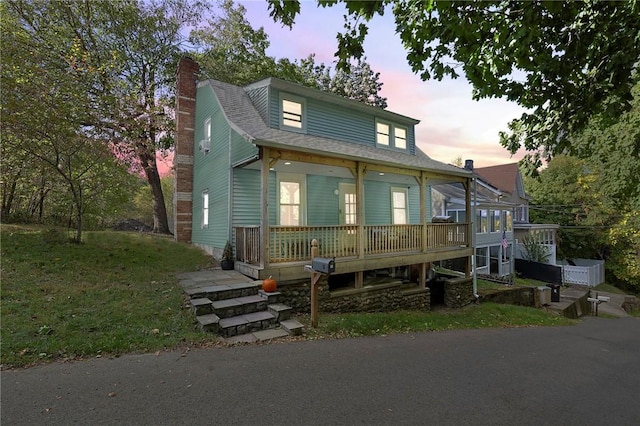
234, 223, 471, 280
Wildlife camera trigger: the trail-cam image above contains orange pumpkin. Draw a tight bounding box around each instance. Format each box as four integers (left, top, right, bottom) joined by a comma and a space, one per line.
262, 276, 277, 292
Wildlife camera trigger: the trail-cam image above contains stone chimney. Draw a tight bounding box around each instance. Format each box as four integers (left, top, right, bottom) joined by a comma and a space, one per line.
464, 159, 474, 171
173, 57, 199, 243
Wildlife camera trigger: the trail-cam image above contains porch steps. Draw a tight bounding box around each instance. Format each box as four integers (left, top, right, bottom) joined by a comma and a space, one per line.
185, 281, 259, 301
189, 277, 302, 339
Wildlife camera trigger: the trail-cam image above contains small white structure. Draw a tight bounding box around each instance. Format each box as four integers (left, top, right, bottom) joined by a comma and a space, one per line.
559, 259, 606, 286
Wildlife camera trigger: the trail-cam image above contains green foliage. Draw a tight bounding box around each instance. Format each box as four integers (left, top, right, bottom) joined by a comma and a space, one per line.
4, 0, 205, 234
268, 0, 640, 166
1, 226, 213, 368
526, 152, 640, 290
222, 240, 234, 260
125, 176, 175, 228
519, 235, 551, 263
1, 3, 140, 240
193, 0, 387, 107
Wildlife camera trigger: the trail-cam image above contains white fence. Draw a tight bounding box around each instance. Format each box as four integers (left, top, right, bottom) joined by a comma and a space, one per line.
559, 259, 606, 286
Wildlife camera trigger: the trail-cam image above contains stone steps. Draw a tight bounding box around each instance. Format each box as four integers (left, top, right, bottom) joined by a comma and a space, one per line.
185, 281, 260, 301
189, 277, 302, 339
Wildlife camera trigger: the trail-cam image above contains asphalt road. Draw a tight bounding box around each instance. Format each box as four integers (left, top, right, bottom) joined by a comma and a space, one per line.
2, 317, 639, 426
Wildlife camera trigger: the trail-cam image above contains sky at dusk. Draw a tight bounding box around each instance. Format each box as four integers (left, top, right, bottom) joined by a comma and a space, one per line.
237, 0, 528, 168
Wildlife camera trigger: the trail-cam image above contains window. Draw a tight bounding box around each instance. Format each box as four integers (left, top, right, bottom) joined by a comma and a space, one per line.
198, 117, 212, 154
204, 117, 211, 141
503, 210, 512, 231
376, 122, 390, 146
391, 188, 408, 224
491, 209, 501, 232
376, 120, 408, 150
476, 247, 487, 268
280, 94, 305, 131
490, 245, 500, 274
394, 127, 407, 149
278, 174, 305, 225
446, 210, 466, 223
201, 190, 209, 228
476, 209, 487, 233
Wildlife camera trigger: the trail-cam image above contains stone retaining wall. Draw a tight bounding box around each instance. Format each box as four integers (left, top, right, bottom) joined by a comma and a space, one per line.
479, 286, 537, 307
276, 277, 430, 314
443, 277, 475, 308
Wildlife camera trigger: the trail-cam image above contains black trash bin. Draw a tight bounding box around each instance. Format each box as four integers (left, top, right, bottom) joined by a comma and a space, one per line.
547, 284, 560, 302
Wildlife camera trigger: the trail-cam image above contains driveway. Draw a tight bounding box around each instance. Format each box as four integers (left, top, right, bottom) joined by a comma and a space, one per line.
2, 317, 639, 425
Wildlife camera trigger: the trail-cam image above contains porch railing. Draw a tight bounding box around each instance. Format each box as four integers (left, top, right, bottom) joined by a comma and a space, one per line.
235, 223, 469, 265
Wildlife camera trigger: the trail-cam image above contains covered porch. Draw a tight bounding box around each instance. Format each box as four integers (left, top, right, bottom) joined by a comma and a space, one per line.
232, 146, 473, 283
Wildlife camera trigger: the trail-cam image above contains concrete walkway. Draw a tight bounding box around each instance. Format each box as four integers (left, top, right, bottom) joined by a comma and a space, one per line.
548, 285, 632, 318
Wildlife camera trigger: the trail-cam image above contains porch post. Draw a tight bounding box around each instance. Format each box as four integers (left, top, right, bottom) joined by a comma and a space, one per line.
355, 162, 365, 288
356, 162, 365, 259
419, 172, 428, 289
464, 179, 472, 279
260, 147, 270, 269
419, 172, 428, 254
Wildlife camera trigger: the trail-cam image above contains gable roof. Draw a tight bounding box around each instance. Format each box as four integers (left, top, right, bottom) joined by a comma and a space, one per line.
474, 163, 522, 196
200, 79, 471, 178
245, 77, 420, 126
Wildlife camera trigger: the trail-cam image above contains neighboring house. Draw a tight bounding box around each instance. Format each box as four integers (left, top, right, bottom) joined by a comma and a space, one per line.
474, 163, 559, 265
173, 57, 474, 301
432, 160, 516, 278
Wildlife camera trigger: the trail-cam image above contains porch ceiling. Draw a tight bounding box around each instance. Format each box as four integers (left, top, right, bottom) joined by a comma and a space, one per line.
243, 159, 457, 185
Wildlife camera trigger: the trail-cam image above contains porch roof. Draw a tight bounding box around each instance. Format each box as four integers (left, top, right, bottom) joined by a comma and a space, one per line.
202, 79, 471, 179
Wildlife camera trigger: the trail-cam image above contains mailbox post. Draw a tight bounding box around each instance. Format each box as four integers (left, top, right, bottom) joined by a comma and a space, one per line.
307, 239, 335, 328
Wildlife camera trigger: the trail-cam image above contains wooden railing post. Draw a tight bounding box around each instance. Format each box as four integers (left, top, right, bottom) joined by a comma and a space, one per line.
310, 239, 320, 328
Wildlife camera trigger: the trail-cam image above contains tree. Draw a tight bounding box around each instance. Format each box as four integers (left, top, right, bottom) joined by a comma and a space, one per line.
192, 0, 387, 107
525, 154, 639, 290
268, 0, 640, 167
6, 0, 205, 234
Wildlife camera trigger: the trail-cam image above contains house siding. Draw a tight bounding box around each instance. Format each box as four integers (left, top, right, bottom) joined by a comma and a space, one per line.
268, 88, 415, 152
192, 85, 230, 252
230, 129, 258, 165
245, 85, 269, 125
307, 175, 343, 225
232, 168, 261, 226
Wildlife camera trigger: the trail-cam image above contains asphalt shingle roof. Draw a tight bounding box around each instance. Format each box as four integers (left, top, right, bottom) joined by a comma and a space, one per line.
202, 79, 471, 178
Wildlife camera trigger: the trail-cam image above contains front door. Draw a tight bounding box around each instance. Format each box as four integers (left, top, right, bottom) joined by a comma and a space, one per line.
339, 183, 356, 225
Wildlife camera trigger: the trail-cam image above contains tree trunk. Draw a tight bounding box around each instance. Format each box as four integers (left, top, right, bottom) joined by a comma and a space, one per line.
1, 178, 17, 219
139, 147, 171, 234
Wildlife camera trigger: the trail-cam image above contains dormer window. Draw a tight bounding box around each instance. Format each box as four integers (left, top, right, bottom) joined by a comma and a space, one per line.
376, 122, 390, 146
394, 127, 407, 149
280, 93, 306, 132
376, 119, 407, 150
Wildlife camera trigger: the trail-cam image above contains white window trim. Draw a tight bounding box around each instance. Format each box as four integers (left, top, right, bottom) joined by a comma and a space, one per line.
375, 119, 408, 151
279, 93, 306, 133
391, 187, 409, 224
394, 125, 407, 150
202, 190, 209, 229
276, 173, 306, 225
376, 121, 390, 146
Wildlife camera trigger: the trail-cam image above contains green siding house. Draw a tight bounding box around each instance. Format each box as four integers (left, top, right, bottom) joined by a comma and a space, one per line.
174, 57, 474, 292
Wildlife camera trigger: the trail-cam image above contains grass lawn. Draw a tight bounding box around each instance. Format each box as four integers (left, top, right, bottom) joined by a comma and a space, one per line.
2, 225, 578, 369
301, 302, 575, 339
1, 225, 215, 368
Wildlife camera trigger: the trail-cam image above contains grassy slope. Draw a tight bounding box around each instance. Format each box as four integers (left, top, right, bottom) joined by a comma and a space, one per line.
1, 225, 214, 368
2, 225, 578, 368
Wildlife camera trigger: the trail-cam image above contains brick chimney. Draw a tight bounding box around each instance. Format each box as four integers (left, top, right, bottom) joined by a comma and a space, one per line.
173, 57, 199, 243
